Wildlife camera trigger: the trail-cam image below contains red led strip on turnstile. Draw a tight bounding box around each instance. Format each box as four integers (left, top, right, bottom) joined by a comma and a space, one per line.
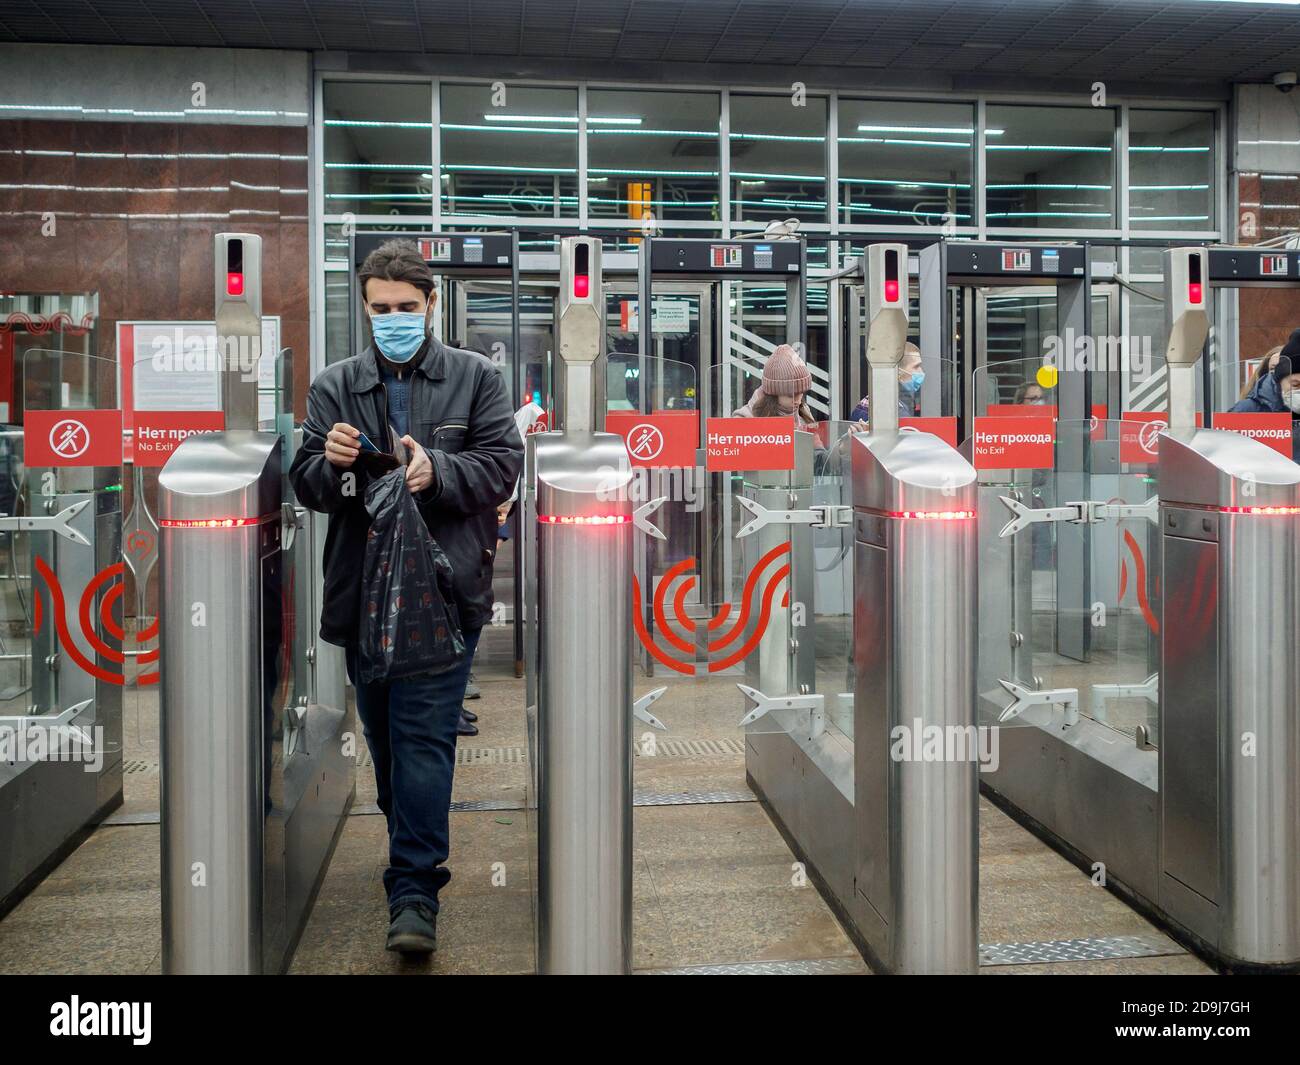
159, 513, 277, 529
538, 513, 631, 526
1217, 505, 1300, 515
884, 509, 976, 521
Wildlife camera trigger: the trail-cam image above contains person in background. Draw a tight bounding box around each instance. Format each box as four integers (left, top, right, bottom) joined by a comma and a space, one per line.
848, 341, 923, 425
1238, 344, 1285, 401
733, 343, 817, 427
1013, 381, 1049, 406
1229, 328, 1300, 461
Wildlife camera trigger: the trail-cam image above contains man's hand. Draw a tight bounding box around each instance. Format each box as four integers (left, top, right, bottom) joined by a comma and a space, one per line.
402, 435, 434, 494
325, 423, 361, 468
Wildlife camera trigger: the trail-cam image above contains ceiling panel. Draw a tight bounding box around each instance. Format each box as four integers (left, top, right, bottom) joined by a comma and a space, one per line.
0, 0, 1295, 90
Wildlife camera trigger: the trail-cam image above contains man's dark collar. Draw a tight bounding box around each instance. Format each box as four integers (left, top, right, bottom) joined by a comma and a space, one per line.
353, 336, 447, 391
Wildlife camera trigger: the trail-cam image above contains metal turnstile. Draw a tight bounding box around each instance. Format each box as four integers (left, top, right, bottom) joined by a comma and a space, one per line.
158, 234, 353, 974
747, 244, 980, 974
854, 243, 979, 973
525, 236, 635, 975
982, 246, 1300, 972
1155, 245, 1300, 969
1157, 430, 1300, 968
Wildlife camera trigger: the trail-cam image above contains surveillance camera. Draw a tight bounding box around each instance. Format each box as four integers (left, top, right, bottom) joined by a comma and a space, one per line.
1273, 71, 1297, 93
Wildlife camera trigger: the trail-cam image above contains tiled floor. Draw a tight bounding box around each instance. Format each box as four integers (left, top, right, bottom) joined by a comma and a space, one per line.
0, 668, 1213, 976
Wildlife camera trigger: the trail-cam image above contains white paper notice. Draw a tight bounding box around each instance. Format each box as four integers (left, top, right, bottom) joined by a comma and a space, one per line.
124, 318, 281, 422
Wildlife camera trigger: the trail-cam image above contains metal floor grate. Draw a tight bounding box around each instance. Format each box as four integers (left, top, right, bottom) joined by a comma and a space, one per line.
646, 738, 746, 758
633, 788, 754, 806
119, 737, 746, 775
641, 957, 866, 975
978, 932, 1183, 966
349, 788, 758, 816
349, 740, 746, 770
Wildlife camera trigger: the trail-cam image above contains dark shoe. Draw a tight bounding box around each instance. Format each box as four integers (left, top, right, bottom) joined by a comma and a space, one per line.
386, 901, 437, 954
465, 680, 481, 700
457, 712, 479, 737
460, 707, 478, 723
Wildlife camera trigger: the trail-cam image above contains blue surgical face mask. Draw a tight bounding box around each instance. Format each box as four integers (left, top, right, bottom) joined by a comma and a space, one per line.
900, 369, 925, 395
370, 311, 427, 364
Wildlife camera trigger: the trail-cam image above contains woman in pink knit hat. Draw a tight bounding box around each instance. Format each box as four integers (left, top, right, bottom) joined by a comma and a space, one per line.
733, 343, 816, 426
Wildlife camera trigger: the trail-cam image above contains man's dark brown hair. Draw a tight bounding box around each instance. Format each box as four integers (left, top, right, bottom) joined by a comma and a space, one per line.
358, 239, 435, 299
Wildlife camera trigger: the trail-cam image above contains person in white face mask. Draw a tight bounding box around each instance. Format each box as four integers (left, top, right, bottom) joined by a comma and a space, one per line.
1229, 329, 1300, 461
732, 343, 817, 426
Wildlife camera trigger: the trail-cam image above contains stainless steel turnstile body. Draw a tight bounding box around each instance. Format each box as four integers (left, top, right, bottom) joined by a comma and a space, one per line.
527, 430, 633, 975
982, 247, 1300, 971
158, 431, 352, 974
1158, 428, 1300, 969
524, 235, 636, 975
851, 429, 979, 974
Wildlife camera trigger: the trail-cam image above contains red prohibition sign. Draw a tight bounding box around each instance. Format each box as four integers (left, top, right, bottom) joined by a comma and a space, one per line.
49, 418, 90, 459
1138, 419, 1166, 456
627, 423, 665, 461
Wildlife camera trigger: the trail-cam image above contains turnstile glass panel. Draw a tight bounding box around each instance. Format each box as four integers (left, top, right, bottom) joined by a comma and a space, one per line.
0, 348, 129, 926
606, 294, 701, 412
6, 350, 125, 721
612, 356, 704, 667
971, 412, 1160, 742
1, 350, 125, 895
970, 288, 1116, 423
454, 281, 553, 409
452, 281, 549, 676
811, 421, 856, 743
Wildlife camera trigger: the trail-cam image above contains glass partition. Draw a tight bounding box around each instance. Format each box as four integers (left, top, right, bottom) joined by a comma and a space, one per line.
608, 355, 702, 647
586, 89, 720, 223
811, 421, 856, 743
323, 81, 433, 216
970, 410, 1160, 744
836, 99, 976, 228
729, 93, 827, 225
440, 84, 580, 219
5, 350, 124, 741
1128, 110, 1216, 233
985, 104, 1117, 230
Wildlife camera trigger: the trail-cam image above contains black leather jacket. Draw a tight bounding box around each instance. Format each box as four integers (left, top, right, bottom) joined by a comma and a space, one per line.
289, 337, 523, 646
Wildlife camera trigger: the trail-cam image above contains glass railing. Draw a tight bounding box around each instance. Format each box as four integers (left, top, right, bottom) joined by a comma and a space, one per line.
973, 414, 1160, 745
2, 350, 125, 774
810, 421, 856, 742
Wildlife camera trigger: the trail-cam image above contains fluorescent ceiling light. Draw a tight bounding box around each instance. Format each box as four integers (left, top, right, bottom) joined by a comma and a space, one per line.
482, 114, 641, 125
857, 124, 1003, 135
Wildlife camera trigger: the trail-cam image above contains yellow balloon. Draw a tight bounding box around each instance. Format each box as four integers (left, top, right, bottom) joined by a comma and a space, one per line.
1036, 365, 1059, 389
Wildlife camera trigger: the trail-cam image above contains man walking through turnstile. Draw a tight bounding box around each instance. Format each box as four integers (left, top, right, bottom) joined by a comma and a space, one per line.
290, 239, 523, 955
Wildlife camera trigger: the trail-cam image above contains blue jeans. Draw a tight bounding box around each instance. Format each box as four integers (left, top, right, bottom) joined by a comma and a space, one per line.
346, 627, 481, 916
